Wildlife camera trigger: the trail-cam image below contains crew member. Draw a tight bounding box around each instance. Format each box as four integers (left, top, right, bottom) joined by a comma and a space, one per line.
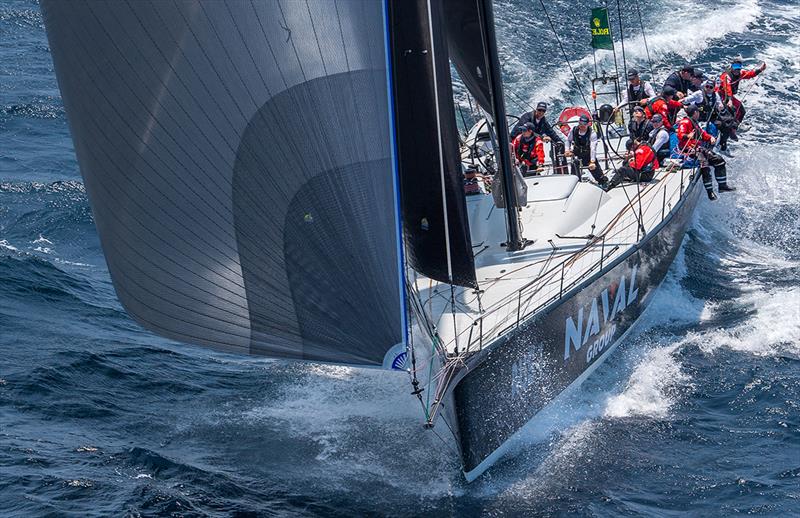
683, 78, 734, 152
644, 86, 684, 131
663, 65, 697, 98
690, 70, 706, 91
565, 114, 607, 185
509, 102, 564, 169
512, 123, 539, 175
604, 139, 659, 190
676, 105, 733, 200
620, 69, 655, 115
628, 106, 654, 142
718, 57, 767, 127
648, 114, 671, 162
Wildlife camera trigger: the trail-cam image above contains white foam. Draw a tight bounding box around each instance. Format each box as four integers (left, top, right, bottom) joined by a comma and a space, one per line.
699, 287, 800, 357
0, 239, 19, 252
506, 0, 762, 106
604, 344, 689, 418
643, 245, 709, 326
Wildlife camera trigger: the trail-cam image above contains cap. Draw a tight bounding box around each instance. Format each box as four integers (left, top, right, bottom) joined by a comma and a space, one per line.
578, 114, 590, 123
732, 56, 743, 64
523, 122, 535, 131
633, 106, 645, 114
681, 65, 694, 74
693, 70, 706, 79
663, 85, 677, 96
703, 79, 715, 87
627, 69, 639, 79
651, 114, 664, 123
536, 101, 548, 111
625, 139, 635, 151
685, 104, 698, 116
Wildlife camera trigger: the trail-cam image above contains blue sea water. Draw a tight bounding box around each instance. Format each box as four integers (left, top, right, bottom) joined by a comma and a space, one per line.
1, 0, 799, 515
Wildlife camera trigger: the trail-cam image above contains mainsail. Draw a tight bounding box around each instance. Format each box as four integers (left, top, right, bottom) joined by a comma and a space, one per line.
40, 0, 406, 365
442, 0, 492, 113
388, 0, 477, 288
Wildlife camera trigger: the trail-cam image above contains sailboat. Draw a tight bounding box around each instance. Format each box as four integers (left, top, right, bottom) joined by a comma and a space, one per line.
40, 0, 703, 481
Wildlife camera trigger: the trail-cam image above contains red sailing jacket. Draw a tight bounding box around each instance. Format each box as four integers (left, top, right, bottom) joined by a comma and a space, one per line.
644, 97, 684, 130
630, 143, 659, 171
676, 117, 713, 153
512, 134, 537, 166
718, 69, 758, 100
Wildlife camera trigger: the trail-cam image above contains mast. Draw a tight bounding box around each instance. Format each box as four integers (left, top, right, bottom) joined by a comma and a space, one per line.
476, 0, 524, 251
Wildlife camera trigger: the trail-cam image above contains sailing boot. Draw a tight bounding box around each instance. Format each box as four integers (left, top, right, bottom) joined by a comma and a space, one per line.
604, 173, 621, 191
701, 167, 717, 200
714, 164, 736, 192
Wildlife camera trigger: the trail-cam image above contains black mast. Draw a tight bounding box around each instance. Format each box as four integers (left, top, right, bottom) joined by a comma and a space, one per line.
476, 0, 524, 251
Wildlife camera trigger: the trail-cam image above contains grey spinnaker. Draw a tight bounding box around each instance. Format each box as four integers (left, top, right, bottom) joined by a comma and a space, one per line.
40, 0, 405, 365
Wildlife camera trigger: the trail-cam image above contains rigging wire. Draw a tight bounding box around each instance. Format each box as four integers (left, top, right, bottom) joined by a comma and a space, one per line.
535, 0, 593, 113
633, 0, 658, 85
615, 0, 630, 104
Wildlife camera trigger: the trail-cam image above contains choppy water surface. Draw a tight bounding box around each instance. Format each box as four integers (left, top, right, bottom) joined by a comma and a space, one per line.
1, 0, 798, 515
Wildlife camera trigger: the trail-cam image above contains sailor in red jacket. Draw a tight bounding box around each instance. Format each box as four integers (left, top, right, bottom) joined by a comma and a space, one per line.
676, 105, 733, 200
643, 86, 684, 131
604, 139, 659, 190
512, 123, 540, 175
719, 57, 766, 127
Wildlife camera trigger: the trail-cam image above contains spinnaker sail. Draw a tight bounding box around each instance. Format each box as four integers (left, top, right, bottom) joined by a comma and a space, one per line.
41, 0, 406, 365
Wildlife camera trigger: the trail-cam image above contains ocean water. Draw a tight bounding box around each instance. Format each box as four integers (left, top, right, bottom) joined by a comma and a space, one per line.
1, 0, 799, 516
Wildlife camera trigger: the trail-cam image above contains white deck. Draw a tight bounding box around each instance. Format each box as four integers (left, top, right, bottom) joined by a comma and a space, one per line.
414, 148, 695, 356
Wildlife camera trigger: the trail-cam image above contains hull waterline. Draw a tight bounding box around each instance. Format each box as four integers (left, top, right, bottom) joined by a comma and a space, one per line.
447, 173, 703, 480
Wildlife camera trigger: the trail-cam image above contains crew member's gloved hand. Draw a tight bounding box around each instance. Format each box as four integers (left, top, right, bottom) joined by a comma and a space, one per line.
588, 161, 596, 171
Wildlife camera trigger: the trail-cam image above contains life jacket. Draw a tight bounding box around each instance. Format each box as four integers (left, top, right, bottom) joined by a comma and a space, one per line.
676, 117, 711, 153
719, 68, 758, 100
632, 143, 659, 173
664, 71, 692, 95
571, 126, 592, 156
698, 91, 717, 119
627, 84, 648, 113
644, 96, 669, 124
514, 134, 536, 164
530, 116, 553, 138
628, 119, 651, 141
648, 127, 670, 153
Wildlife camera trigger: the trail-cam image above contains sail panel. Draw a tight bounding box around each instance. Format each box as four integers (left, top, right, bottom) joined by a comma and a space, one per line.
442, 0, 492, 113
389, 0, 477, 288
41, 0, 404, 365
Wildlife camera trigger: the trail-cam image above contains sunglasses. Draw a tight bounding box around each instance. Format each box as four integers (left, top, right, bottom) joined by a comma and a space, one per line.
704, 85, 714, 89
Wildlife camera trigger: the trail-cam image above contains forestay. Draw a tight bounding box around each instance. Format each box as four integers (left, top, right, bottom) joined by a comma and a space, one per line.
40, 0, 405, 365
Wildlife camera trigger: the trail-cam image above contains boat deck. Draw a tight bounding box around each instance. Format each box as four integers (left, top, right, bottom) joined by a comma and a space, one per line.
413, 158, 696, 356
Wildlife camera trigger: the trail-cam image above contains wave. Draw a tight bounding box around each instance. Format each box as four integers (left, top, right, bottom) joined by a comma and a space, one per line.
499, 0, 763, 107
0, 98, 64, 120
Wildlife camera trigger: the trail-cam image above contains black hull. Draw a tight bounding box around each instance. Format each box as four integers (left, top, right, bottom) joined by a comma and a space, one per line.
451, 175, 702, 480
